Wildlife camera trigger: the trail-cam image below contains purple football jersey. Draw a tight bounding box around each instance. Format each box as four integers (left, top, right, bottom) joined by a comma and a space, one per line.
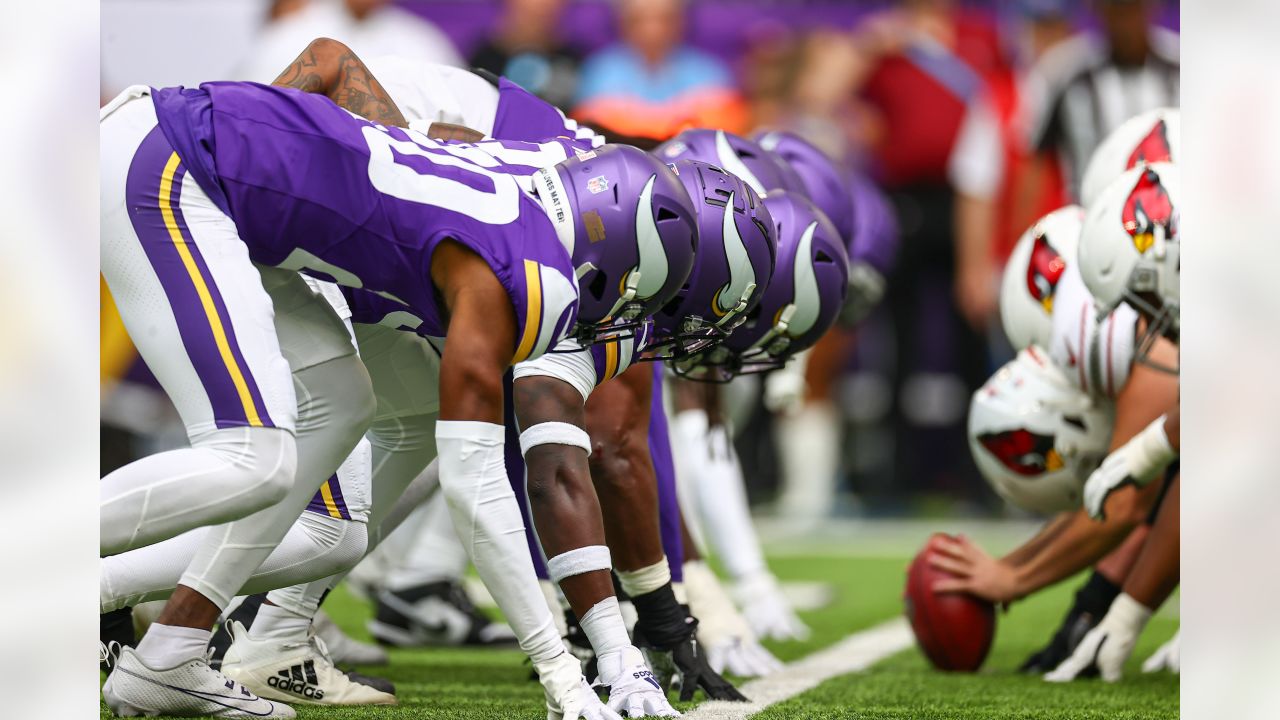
492, 78, 604, 149
150, 81, 578, 363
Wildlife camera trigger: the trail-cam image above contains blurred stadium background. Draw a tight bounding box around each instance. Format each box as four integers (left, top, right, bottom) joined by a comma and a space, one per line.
100, 0, 1179, 520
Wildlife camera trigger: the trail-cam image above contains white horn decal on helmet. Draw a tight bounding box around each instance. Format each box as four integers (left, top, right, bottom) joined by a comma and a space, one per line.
788, 221, 822, 336
711, 191, 757, 322
631, 174, 669, 300
715, 131, 766, 197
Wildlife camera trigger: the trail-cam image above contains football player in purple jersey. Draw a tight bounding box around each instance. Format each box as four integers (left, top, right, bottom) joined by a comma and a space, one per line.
510, 159, 776, 703
100, 38, 698, 717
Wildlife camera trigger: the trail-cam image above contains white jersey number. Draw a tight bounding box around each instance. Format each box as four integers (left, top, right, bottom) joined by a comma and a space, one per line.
362, 125, 520, 225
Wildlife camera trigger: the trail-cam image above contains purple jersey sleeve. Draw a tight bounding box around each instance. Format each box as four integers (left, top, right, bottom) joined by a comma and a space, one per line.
151, 81, 578, 362
588, 321, 653, 386
491, 78, 604, 149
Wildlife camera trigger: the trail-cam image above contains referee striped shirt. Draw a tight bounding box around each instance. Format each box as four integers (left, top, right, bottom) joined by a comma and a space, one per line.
1025, 29, 1179, 200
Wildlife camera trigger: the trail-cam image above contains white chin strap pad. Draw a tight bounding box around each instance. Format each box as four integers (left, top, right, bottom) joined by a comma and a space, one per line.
546, 545, 613, 584
519, 421, 593, 457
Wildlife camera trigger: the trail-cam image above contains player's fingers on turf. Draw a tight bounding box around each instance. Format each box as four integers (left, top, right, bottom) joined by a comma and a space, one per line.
678, 678, 696, 702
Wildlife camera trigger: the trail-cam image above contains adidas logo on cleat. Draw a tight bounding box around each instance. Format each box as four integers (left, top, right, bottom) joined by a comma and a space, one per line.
267, 660, 326, 700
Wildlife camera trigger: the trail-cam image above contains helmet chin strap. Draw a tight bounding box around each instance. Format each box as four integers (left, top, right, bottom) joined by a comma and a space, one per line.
603, 271, 642, 320
714, 282, 757, 328
748, 303, 797, 355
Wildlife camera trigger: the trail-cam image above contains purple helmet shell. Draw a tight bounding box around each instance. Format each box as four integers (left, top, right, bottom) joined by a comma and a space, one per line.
722, 191, 848, 364
537, 144, 697, 343
655, 129, 803, 199
753, 130, 855, 245
846, 169, 899, 277
649, 159, 778, 358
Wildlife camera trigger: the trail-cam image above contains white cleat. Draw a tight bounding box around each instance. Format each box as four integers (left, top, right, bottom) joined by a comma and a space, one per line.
598, 645, 680, 717
313, 610, 389, 666
220, 621, 396, 707
102, 644, 295, 718
539, 650, 622, 720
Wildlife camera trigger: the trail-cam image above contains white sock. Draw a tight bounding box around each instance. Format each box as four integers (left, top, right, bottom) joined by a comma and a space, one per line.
248, 603, 311, 642
579, 597, 629, 658
135, 623, 213, 668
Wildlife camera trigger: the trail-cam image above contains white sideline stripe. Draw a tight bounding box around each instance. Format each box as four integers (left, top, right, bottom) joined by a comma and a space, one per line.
684, 618, 914, 719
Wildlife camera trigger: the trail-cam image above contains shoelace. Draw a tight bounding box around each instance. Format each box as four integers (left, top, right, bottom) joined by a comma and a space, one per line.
279, 630, 337, 672
101, 640, 122, 669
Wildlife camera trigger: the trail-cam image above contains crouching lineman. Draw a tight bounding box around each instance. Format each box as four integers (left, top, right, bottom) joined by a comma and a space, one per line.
99, 66, 698, 717
512, 157, 778, 708
941, 176, 1180, 680
1046, 162, 1182, 683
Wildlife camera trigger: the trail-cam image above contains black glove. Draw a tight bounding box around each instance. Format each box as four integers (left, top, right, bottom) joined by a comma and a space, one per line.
632, 616, 748, 702
667, 629, 748, 702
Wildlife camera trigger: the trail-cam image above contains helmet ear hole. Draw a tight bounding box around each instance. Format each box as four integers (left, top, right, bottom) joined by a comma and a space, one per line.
587, 271, 609, 302
656, 207, 679, 222
815, 250, 836, 265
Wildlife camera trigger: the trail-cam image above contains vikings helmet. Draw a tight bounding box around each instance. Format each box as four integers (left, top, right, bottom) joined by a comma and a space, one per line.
1079, 162, 1181, 351
678, 191, 847, 379
999, 205, 1085, 351
840, 170, 900, 325
1080, 108, 1180, 209
535, 144, 698, 344
655, 129, 803, 199
753, 130, 854, 243
648, 160, 778, 359
969, 347, 1114, 514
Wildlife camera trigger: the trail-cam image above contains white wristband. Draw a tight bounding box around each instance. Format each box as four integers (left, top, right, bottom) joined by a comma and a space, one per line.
546, 545, 612, 583
519, 421, 593, 457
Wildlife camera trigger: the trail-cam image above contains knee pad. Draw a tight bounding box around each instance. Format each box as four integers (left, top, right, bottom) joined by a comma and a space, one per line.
297, 512, 369, 579
198, 427, 298, 511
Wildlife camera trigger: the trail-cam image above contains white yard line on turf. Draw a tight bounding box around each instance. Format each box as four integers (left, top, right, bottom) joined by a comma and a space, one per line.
684, 618, 914, 720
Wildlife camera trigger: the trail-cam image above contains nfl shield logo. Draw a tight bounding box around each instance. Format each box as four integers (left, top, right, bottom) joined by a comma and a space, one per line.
587, 175, 610, 194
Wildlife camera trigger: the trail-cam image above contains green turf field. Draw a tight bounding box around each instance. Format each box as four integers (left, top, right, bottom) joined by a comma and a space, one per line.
100, 548, 1178, 719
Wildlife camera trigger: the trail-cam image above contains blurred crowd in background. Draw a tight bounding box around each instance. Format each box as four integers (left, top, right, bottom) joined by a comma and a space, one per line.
101, 0, 1179, 519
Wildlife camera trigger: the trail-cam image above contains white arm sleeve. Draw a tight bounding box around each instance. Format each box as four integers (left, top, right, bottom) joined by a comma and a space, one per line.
434, 421, 565, 667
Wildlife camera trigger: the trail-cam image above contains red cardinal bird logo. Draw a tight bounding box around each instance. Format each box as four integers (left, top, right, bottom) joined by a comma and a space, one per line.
1025, 234, 1068, 314
1126, 120, 1174, 169
1122, 169, 1176, 255
978, 429, 1064, 476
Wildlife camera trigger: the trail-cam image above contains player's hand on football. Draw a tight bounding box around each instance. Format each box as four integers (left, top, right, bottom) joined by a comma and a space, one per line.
1083, 415, 1175, 520
1141, 630, 1179, 674
706, 635, 784, 678
734, 573, 812, 642
928, 535, 1020, 605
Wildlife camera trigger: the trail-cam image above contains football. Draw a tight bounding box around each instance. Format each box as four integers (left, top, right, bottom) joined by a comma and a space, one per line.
904, 533, 997, 672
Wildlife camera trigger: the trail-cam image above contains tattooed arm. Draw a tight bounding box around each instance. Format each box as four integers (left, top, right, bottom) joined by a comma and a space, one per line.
271, 37, 408, 128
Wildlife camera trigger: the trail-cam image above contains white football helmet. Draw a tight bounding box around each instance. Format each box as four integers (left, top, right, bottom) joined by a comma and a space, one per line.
999, 205, 1085, 351
1079, 163, 1180, 354
969, 347, 1115, 515
1081, 108, 1180, 208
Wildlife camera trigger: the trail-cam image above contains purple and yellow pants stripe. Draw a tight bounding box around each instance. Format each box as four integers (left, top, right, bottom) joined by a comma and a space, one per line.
306, 475, 352, 520
125, 127, 275, 429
